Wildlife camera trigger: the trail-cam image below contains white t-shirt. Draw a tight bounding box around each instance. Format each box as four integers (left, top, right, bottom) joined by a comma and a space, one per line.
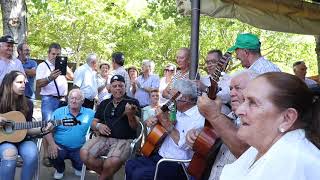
35, 60, 68, 96
220, 129, 320, 180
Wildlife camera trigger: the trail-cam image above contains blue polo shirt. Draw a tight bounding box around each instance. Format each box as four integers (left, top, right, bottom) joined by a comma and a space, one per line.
52, 106, 95, 149
21, 59, 37, 99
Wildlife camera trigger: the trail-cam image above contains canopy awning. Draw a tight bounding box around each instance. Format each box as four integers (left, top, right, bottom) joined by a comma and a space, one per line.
176, 0, 320, 35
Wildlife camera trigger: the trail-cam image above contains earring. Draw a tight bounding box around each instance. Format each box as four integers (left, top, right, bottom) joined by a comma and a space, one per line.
278, 127, 285, 133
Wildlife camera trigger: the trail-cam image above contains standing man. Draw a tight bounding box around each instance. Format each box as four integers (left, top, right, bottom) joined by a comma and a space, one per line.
293, 61, 317, 87
228, 33, 281, 74
36, 42, 73, 167
45, 89, 95, 179
162, 47, 199, 98
0, 35, 25, 84
17, 43, 37, 100
111, 52, 131, 96
134, 59, 160, 108
80, 75, 141, 180
73, 53, 98, 109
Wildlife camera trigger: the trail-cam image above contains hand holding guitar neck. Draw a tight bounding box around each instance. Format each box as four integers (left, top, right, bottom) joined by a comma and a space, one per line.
197, 96, 223, 120
157, 112, 176, 133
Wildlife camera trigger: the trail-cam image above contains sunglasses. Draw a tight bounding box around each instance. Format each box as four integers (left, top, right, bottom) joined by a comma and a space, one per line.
165, 69, 174, 72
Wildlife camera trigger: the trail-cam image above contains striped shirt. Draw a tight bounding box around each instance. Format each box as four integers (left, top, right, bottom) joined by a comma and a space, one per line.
248, 57, 281, 74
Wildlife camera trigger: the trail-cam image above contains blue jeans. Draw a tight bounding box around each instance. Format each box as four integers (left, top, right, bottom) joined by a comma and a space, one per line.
0, 141, 38, 180
50, 145, 83, 173
125, 153, 187, 180
41, 95, 60, 121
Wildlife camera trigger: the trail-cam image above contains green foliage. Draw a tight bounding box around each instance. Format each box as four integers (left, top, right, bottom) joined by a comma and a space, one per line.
20, 0, 318, 76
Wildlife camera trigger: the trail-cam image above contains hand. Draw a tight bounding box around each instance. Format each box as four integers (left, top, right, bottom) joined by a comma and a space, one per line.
125, 103, 137, 116
49, 69, 61, 80
145, 116, 158, 127
97, 123, 111, 136
48, 142, 61, 159
0, 116, 7, 126
43, 122, 54, 133
197, 95, 222, 119
186, 128, 201, 148
157, 112, 173, 131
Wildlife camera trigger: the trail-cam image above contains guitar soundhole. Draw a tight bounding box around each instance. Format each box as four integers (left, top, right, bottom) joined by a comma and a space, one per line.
2, 122, 14, 134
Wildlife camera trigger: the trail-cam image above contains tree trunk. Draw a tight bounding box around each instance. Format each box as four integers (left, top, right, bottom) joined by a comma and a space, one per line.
315, 36, 320, 75
0, 0, 27, 44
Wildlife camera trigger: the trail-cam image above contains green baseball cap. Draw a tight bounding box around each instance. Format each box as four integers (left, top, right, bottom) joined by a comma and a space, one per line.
228, 33, 261, 52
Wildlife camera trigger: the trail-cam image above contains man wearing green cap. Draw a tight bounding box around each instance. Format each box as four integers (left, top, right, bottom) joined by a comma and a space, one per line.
228, 33, 280, 74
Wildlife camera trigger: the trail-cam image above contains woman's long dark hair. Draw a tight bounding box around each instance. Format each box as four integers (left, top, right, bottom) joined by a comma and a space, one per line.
0, 71, 29, 117
260, 72, 320, 149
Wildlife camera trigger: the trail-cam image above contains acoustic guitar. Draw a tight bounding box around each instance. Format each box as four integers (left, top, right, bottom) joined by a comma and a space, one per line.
140, 91, 181, 157
187, 52, 232, 180
0, 111, 81, 143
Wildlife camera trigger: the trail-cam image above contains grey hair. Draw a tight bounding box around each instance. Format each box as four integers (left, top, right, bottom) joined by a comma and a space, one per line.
172, 79, 198, 102
68, 88, 85, 102
231, 69, 259, 80
142, 59, 155, 69
86, 53, 97, 64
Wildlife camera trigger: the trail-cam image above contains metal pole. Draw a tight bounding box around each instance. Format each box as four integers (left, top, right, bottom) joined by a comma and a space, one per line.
189, 0, 200, 80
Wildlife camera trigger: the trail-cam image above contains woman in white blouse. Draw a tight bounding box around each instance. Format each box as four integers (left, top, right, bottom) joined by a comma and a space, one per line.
220, 72, 320, 180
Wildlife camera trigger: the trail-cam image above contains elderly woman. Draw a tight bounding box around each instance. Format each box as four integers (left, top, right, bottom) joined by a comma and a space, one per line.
159, 63, 176, 105
96, 63, 112, 103
199, 72, 320, 180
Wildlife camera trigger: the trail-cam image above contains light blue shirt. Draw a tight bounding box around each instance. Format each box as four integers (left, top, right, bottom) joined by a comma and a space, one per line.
21, 59, 37, 99
134, 74, 160, 107
52, 106, 95, 149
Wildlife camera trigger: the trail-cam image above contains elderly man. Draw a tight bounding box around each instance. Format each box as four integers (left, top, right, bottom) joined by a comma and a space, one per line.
133, 59, 160, 108
228, 33, 281, 74
186, 70, 258, 180
44, 88, 94, 179
17, 43, 37, 100
0, 35, 25, 84
73, 53, 98, 108
36, 42, 74, 166
80, 75, 141, 180
293, 61, 317, 87
125, 79, 205, 180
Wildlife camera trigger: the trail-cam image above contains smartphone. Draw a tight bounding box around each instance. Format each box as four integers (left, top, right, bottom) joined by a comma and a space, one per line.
55, 56, 68, 75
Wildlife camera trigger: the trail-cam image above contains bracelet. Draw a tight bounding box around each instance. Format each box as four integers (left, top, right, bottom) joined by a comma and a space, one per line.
46, 76, 52, 82
96, 123, 101, 130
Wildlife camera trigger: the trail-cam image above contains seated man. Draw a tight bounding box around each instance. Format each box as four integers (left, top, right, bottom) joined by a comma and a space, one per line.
45, 88, 95, 179
80, 75, 141, 180
125, 79, 205, 180
186, 70, 257, 180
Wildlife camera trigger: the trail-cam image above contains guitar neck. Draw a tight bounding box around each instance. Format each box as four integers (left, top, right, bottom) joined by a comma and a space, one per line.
13, 120, 64, 130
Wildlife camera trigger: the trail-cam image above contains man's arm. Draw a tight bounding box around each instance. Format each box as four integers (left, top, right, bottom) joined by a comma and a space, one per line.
209, 114, 248, 157
24, 68, 36, 77
66, 66, 74, 81
36, 69, 61, 89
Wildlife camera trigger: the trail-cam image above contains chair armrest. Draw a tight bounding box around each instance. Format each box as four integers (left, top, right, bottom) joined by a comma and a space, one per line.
154, 158, 191, 180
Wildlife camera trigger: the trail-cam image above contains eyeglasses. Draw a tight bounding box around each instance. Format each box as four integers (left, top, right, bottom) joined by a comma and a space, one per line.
165, 69, 174, 72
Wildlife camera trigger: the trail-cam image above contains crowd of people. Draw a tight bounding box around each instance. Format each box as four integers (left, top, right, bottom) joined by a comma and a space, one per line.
0, 32, 319, 180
